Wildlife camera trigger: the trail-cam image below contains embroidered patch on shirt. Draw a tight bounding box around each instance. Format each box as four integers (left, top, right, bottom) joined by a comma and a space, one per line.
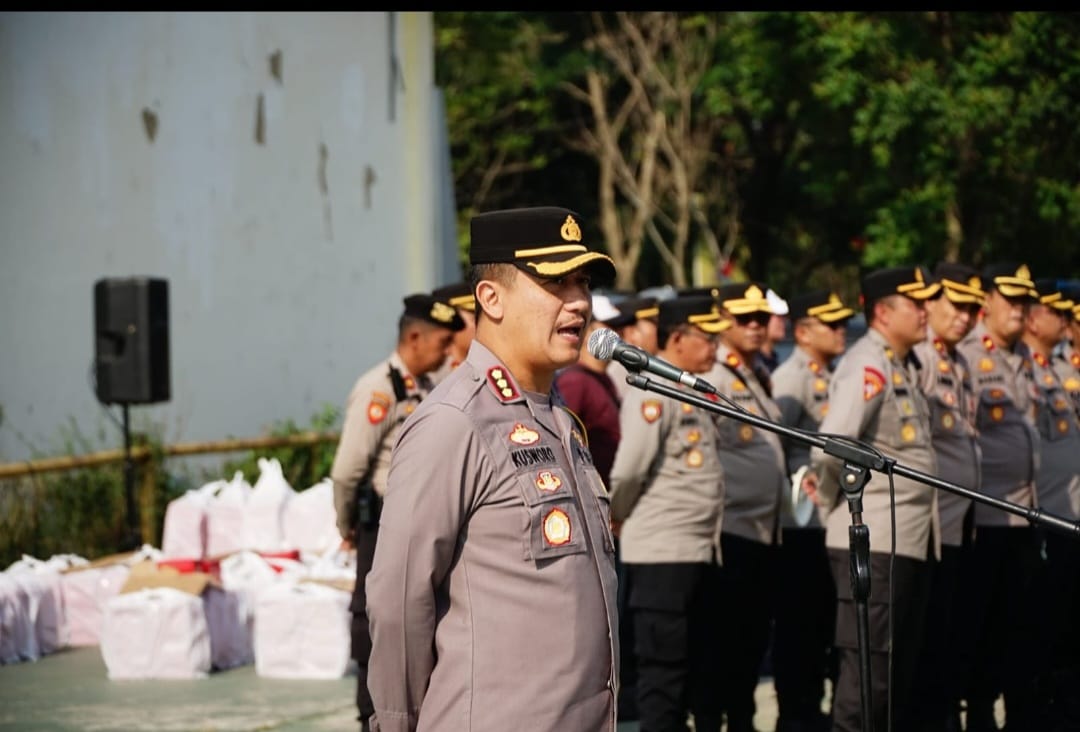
686, 448, 704, 468
979, 358, 994, 372
367, 392, 391, 424
535, 470, 563, 493
642, 400, 662, 423
863, 367, 886, 401
543, 508, 572, 546
901, 423, 917, 442
942, 413, 955, 430
814, 378, 828, 393
990, 406, 1004, 421
488, 366, 520, 402
509, 423, 540, 446
739, 424, 754, 442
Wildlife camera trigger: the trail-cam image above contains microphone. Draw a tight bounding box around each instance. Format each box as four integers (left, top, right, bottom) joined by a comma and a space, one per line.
588, 328, 718, 395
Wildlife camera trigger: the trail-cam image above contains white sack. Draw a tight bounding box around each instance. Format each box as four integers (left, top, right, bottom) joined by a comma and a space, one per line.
243, 458, 296, 552
253, 582, 351, 679
205, 472, 252, 559
283, 477, 340, 555
100, 587, 211, 679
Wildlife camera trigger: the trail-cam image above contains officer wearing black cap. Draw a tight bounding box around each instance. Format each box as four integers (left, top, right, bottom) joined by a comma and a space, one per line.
954, 262, 1041, 731
1054, 285, 1080, 413
429, 280, 477, 382
806, 265, 940, 732
609, 295, 729, 732
770, 289, 855, 731
367, 207, 622, 731
908, 262, 984, 731
701, 281, 788, 732
1021, 278, 1080, 726
328, 292, 464, 730
606, 294, 661, 400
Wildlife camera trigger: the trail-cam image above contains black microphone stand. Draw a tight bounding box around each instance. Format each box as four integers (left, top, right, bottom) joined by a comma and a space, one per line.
624, 372, 1080, 732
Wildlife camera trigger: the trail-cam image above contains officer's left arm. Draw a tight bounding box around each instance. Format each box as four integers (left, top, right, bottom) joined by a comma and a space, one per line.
608, 389, 664, 522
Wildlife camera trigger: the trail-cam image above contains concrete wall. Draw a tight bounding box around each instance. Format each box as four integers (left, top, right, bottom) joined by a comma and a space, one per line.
0, 11, 452, 463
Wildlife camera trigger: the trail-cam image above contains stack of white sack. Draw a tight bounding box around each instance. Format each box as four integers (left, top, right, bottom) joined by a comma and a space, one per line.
58, 545, 161, 647
0, 554, 68, 664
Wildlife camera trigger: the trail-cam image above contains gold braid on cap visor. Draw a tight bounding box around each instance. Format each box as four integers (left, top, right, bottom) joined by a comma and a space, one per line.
806, 293, 855, 322
516, 244, 615, 277
688, 310, 732, 333
940, 277, 985, 304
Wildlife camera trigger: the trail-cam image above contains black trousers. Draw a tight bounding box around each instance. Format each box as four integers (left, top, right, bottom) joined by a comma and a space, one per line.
1031, 529, 1080, 729
627, 561, 724, 732
350, 521, 379, 723
955, 526, 1041, 729
909, 543, 967, 728
715, 533, 777, 730
828, 548, 931, 732
771, 527, 836, 723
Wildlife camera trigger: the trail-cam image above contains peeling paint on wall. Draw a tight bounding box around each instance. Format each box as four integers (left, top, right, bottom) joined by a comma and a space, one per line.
364, 165, 376, 209
269, 50, 283, 84
254, 93, 265, 145
141, 108, 158, 143
318, 142, 333, 240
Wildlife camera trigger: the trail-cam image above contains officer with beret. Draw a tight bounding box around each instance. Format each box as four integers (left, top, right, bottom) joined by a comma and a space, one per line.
908, 263, 984, 732
1022, 278, 1080, 726
366, 206, 620, 732
953, 262, 1042, 731
429, 280, 477, 383
703, 281, 788, 732
608, 294, 729, 732
805, 265, 940, 732
607, 295, 661, 400
329, 292, 464, 731
770, 289, 855, 732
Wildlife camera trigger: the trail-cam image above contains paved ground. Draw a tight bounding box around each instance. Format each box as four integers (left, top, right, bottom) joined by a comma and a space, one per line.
0, 646, 785, 731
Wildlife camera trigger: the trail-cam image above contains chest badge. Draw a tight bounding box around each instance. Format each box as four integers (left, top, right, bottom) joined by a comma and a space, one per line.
509, 423, 541, 445
938, 360, 952, 374
990, 406, 1005, 422
535, 470, 563, 493
814, 378, 828, 393
942, 413, 956, 430
543, 508, 572, 546
686, 448, 704, 468
979, 358, 994, 372
739, 424, 754, 442
901, 423, 917, 442
642, 400, 663, 423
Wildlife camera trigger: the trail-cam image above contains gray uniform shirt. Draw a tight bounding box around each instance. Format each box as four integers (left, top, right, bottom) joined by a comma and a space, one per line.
956, 322, 1039, 526
810, 329, 940, 561
706, 346, 787, 544
366, 341, 619, 732
607, 359, 632, 401
1053, 343, 1080, 417
330, 351, 430, 538
771, 347, 833, 530
609, 380, 724, 564
1024, 345, 1080, 519
912, 332, 981, 546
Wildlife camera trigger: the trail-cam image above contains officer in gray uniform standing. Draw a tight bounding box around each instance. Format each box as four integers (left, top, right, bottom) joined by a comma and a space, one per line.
770, 289, 855, 732
1022, 278, 1080, 726
805, 265, 940, 732
609, 294, 729, 732
909, 263, 983, 732
366, 207, 620, 732
329, 293, 464, 731
705, 282, 788, 732
1052, 290, 1080, 413
607, 295, 661, 401
954, 262, 1041, 732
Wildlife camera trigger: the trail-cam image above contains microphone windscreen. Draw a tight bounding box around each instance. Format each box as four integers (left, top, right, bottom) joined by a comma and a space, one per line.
587, 327, 621, 360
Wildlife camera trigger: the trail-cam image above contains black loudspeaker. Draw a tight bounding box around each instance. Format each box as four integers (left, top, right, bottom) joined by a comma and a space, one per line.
93, 277, 171, 405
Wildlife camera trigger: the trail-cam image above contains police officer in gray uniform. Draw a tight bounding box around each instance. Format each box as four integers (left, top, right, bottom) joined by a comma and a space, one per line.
704, 282, 788, 732
607, 295, 661, 401
909, 263, 983, 732
1053, 291, 1080, 413
609, 294, 729, 732
954, 262, 1041, 731
806, 265, 940, 732
1022, 278, 1080, 726
366, 207, 620, 732
770, 289, 855, 732
329, 293, 464, 730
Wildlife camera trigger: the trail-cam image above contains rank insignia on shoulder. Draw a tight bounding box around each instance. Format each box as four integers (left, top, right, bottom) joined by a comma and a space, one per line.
535, 470, 563, 493
641, 400, 662, 423
809, 361, 821, 374
509, 423, 541, 446
1071, 353, 1080, 368
367, 392, 391, 424
403, 375, 416, 390
933, 338, 946, 354
863, 367, 885, 401
543, 508, 572, 546
487, 366, 520, 402
726, 353, 741, 368
1034, 352, 1049, 368
981, 335, 996, 352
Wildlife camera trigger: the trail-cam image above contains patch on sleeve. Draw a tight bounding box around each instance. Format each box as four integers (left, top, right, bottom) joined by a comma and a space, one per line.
641, 400, 663, 423
863, 367, 886, 402
367, 391, 392, 424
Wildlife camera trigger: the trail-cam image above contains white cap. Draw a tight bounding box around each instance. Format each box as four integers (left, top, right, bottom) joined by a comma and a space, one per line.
591, 293, 622, 323
766, 288, 789, 316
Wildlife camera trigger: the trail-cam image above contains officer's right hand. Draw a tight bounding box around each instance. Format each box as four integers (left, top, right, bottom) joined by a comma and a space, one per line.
340, 536, 355, 552
801, 470, 823, 506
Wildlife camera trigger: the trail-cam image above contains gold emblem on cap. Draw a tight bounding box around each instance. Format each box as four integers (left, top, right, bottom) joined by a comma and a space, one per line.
746, 285, 764, 300
914, 268, 924, 284
969, 276, 981, 290
430, 301, 455, 323
560, 215, 582, 242
1017, 264, 1031, 280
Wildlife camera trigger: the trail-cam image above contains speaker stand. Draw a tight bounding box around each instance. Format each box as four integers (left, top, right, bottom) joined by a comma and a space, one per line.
121, 403, 141, 550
